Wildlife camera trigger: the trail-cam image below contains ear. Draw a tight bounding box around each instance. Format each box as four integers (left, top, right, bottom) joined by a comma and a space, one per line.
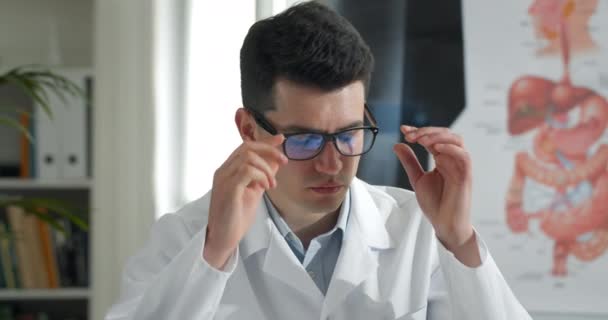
235, 108, 256, 141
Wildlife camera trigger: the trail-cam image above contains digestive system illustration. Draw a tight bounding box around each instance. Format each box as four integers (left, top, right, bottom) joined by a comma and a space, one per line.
505, 0, 608, 276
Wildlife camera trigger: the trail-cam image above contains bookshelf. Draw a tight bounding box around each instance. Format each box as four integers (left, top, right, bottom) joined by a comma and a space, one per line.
0, 289, 90, 301
0, 179, 92, 190
0, 180, 91, 320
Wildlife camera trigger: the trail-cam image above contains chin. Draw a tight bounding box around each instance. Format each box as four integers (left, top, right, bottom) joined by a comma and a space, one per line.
301, 188, 347, 213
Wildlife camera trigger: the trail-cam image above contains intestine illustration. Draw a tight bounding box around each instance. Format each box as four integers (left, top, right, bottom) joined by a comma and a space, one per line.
505, 0, 608, 276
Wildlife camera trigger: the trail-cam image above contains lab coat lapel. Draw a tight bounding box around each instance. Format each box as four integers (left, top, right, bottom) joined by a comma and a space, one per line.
321, 178, 395, 318
263, 228, 323, 301
239, 198, 272, 259
240, 195, 323, 302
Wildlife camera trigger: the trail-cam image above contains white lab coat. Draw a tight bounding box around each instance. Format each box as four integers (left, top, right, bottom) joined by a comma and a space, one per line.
106, 178, 532, 320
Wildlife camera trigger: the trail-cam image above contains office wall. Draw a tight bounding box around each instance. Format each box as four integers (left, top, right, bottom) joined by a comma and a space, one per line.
0, 0, 93, 68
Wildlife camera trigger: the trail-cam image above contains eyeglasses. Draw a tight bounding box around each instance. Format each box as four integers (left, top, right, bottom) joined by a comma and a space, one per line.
247, 104, 380, 160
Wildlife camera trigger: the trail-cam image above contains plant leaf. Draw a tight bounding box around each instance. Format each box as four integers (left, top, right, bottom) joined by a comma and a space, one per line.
0, 197, 88, 232
4, 74, 53, 119
0, 115, 32, 142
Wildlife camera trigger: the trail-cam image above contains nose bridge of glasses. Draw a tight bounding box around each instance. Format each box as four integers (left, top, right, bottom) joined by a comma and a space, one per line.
317, 134, 343, 161
331, 130, 361, 156
310, 133, 338, 155
325, 132, 352, 153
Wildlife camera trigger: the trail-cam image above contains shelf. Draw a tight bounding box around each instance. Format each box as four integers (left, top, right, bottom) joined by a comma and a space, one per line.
0, 179, 92, 190
0, 288, 89, 300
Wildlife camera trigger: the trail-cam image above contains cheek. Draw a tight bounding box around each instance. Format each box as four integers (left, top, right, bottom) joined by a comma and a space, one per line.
275, 161, 311, 182
344, 157, 360, 174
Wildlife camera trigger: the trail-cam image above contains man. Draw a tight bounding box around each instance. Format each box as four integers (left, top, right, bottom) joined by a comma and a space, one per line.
106, 2, 532, 319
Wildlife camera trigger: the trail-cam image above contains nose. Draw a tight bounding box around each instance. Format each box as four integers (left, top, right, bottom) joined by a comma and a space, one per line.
313, 141, 343, 175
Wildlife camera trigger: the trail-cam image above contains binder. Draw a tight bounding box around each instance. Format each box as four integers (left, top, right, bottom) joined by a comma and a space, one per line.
34, 90, 61, 180
34, 68, 91, 179
56, 69, 90, 179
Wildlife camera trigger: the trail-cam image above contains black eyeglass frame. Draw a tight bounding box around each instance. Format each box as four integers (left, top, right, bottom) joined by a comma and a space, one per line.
246, 104, 380, 161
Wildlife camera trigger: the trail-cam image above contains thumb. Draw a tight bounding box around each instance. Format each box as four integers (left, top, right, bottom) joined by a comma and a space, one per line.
393, 143, 424, 188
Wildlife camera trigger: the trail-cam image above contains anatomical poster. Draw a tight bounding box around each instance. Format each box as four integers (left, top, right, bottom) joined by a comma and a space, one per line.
455, 0, 608, 315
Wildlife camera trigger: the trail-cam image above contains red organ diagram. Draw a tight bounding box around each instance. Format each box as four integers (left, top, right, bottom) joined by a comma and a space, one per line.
505, 0, 608, 276
528, 0, 599, 56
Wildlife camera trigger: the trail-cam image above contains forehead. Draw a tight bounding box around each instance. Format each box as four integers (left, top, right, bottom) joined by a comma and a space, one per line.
267, 79, 366, 131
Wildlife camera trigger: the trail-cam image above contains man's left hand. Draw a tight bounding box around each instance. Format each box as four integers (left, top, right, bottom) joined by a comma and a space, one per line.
393, 125, 480, 266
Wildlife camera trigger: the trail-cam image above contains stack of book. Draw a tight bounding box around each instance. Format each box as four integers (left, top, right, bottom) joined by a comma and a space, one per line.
0, 205, 88, 290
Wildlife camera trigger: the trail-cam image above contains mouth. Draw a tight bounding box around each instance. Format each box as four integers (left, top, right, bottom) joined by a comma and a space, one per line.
309, 183, 344, 194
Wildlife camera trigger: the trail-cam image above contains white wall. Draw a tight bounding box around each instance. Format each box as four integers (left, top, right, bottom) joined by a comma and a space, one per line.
0, 0, 92, 68
92, 0, 157, 318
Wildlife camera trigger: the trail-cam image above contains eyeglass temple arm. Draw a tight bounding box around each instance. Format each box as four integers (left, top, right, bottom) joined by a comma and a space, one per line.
364, 103, 378, 127
246, 107, 279, 135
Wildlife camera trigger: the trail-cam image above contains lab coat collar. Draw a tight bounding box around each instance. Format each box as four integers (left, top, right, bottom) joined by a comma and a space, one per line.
321, 177, 395, 317
239, 197, 273, 260
238, 177, 396, 305
240, 177, 394, 258
241, 197, 324, 301
348, 177, 395, 250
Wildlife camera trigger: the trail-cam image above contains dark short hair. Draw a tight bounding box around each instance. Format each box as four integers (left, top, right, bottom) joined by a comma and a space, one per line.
240, 1, 374, 113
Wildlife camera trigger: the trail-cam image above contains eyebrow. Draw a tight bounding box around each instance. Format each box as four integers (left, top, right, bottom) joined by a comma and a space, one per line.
281, 120, 365, 134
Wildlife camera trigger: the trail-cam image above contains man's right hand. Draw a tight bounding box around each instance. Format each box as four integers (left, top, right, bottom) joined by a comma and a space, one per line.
203, 134, 287, 270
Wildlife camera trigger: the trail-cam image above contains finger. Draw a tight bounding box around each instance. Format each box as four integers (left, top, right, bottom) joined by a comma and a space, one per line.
400, 125, 418, 143
234, 134, 286, 163
222, 141, 287, 184
401, 126, 450, 143
434, 153, 462, 184
268, 133, 285, 147
417, 132, 464, 149
399, 126, 439, 156
243, 141, 288, 165
235, 164, 272, 190
433, 143, 471, 179
419, 141, 440, 157
393, 143, 425, 188
217, 136, 287, 185
245, 151, 279, 188
409, 126, 451, 138
401, 124, 418, 133
222, 143, 248, 170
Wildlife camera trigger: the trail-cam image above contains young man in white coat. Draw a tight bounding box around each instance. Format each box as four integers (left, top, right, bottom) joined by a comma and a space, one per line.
106, 2, 532, 319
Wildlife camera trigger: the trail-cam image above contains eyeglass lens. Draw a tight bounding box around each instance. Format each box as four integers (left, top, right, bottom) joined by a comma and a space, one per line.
283, 128, 375, 160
